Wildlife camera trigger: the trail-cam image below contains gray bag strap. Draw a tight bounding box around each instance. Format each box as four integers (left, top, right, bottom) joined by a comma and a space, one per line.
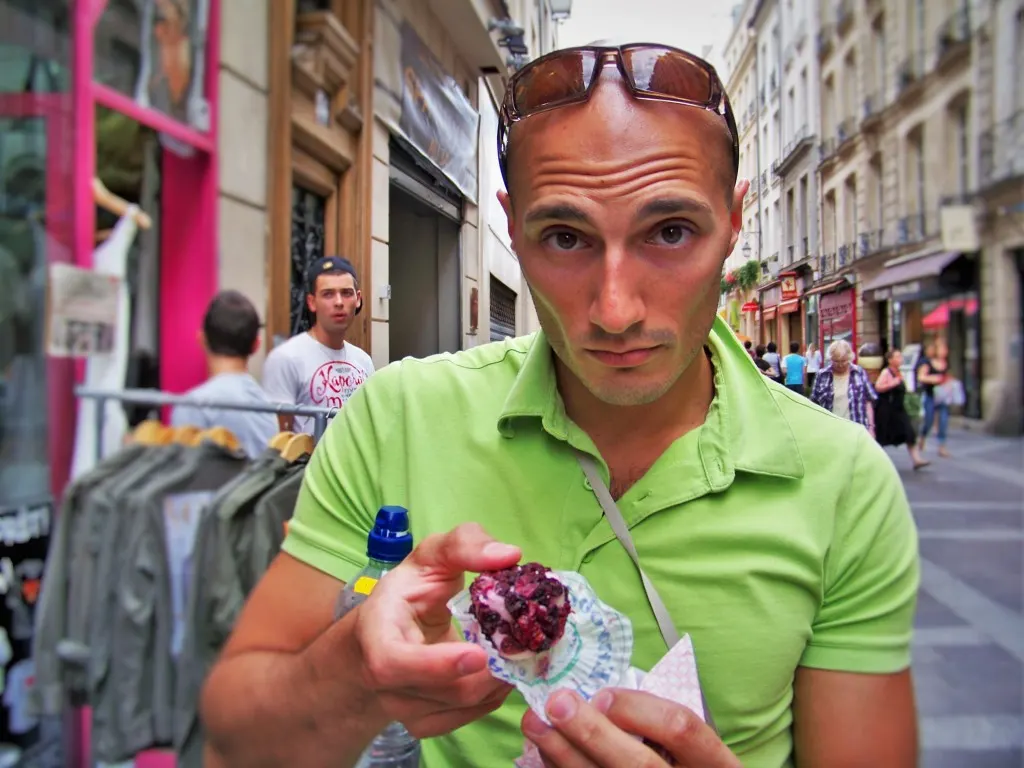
576, 453, 681, 650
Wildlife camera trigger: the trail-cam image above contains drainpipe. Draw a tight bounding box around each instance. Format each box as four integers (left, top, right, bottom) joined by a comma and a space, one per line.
752, 25, 764, 273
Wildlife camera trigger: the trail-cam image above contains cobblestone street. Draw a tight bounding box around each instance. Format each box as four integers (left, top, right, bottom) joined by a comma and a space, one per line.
885, 430, 1024, 767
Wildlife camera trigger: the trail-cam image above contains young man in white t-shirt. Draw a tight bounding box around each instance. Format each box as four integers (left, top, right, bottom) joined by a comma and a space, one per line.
262, 256, 375, 434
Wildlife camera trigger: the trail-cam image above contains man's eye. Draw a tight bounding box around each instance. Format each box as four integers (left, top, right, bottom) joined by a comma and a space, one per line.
650, 223, 692, 246
544, 231, 585, 251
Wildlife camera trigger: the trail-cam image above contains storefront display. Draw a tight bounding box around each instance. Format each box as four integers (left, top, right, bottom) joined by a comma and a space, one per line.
819, 288, 856, 353
1, 1, 220, 765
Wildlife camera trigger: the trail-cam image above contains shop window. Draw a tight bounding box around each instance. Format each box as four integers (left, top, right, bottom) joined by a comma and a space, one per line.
489, 277, 517, 343
290, 186, 327, 336
93, 0, 210, 130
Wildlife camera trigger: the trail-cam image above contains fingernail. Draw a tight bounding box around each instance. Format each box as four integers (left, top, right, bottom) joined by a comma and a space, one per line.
483, 542, 519, 559
522, 713, 551, 740
547, 690, 577, 723
592, 689, 613, 714
457, 653, 484, 675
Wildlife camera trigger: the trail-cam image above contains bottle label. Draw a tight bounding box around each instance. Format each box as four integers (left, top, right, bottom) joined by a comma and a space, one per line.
353, 575, 378, 596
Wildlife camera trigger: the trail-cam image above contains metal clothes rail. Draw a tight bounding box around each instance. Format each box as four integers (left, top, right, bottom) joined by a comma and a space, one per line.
76, 386, 338, 462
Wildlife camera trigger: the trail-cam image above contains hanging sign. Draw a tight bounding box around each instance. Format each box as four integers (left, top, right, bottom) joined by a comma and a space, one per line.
394, 21, 480, 200
45, 264, 122, 358
780, 273, 799, 300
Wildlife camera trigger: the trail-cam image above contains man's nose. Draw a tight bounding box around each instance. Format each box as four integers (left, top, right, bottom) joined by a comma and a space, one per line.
589, 247, 645, 335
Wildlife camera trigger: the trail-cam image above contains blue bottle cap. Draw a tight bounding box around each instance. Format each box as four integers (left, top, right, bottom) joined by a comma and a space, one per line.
367, 506, 413, 563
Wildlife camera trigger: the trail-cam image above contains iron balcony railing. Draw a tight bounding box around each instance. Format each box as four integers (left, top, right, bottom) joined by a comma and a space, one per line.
761, 170, 768, 190
836, 116, 856, 147
819, 136, 838, 163
779, 124, 812, 168
937, 6, 971, 60
896, 212, 927, 244
819, 251, 837, 275
858, 228, 887, 257
862, 92, 882, 123
838, 243, 852, 267
979, 109, 1024, 188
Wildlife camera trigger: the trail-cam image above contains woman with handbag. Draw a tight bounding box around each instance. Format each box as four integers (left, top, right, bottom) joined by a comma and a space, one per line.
916, 339, 954, 458
875, 349, 930, 470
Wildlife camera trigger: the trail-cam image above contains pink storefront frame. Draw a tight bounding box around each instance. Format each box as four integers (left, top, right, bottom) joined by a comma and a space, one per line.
69, 1, 221, 766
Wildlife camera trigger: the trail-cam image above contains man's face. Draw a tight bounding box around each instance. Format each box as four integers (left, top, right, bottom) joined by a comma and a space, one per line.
499, 66, 746, 406
307, 273, 360, 335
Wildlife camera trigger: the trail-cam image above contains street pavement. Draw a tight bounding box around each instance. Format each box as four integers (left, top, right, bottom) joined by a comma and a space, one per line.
882, 429, 1024, 767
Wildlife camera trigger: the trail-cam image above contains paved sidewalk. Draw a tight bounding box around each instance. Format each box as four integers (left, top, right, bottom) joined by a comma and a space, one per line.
882, 430, 1024, 767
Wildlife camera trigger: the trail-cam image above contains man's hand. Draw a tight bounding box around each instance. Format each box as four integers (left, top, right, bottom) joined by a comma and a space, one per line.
522, 688, 741, 767
350, 523, 520, 738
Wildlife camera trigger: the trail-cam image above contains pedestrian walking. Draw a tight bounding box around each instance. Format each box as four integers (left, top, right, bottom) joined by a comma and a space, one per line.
916, 339, 953, 458
204, 41, 918, 768
874, 349, 930, 470
753, 344, 773, 376
809, 340, 877, 433
805, 342, 822, 392
262, 256, 374, 434
762, 341, 783, 384
743, 339, 755, 359
781, 341, 806, 395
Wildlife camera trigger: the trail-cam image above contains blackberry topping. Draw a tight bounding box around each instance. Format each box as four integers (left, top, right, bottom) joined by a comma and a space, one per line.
469, 562, 571, 657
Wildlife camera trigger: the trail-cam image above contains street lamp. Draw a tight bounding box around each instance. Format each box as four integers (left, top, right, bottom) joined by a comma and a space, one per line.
549, 0, 573, 22
742, 241, 752, 260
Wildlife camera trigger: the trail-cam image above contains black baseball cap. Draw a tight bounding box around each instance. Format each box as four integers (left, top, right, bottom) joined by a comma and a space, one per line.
306, 256, 358, 294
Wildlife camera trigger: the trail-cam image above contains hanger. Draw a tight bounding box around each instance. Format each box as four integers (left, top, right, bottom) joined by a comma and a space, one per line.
169, 425, 202, 446
132, 419, 172, 445
92, 177, 153, 230
197, 426, 241, 452
269, 432, 294, 451
280, 433, 314, 463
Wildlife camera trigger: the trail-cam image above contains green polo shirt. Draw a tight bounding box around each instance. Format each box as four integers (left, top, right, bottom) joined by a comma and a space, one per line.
283, 317, 918, 768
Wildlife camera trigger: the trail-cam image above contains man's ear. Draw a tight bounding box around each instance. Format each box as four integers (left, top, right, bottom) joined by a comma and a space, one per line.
354, 289, 363, 315
728, 179, 751, 256
305, 293, 316, 314
197, 330, 207, 351
498, 190, 515, 246
251, 334, 262, 355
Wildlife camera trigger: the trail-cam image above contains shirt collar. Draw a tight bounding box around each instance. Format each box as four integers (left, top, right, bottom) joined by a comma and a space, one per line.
497, 317, 805, 480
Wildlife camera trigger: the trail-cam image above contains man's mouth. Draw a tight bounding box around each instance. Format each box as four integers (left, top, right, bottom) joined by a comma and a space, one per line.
585, 346, 660, 368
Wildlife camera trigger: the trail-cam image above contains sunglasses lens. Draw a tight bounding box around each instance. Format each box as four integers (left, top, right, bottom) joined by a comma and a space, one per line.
623, 48, 713, 103
513, 50, 598, 114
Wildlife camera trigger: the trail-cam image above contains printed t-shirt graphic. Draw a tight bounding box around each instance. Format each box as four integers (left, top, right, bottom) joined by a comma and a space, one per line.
262, 333, 375, 434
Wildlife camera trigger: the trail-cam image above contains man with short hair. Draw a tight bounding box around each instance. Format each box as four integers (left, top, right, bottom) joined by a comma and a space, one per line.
261, 256, 374, 434
202, 43, 918, 768
782, 340, 807, 395
170, 290, 277, 458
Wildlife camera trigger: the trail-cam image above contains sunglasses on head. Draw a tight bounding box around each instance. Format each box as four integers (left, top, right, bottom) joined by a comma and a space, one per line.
497, 43, 740, 188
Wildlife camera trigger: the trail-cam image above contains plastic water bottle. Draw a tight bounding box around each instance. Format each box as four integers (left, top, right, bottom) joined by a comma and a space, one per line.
336, 506, 421, 768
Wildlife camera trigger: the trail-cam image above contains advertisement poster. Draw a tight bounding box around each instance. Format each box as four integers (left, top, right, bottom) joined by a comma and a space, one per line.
0, 500, 58, 765
396, 22, 480, 200
46, 263, 121, 358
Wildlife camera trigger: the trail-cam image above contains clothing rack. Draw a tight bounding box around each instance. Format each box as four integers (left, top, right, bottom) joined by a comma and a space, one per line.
76, 386, 338, 463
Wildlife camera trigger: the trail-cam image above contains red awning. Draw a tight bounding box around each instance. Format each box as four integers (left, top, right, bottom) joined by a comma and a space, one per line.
741, 301, 759, 313
780, 299, 800, 314
922, 297, 979, 328
763, 306, 778, 321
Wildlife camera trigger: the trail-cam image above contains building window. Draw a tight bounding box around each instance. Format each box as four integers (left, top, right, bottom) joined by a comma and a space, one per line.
954, 101, 969, 195
290, 186, 326, 335
489, 277, 517, 342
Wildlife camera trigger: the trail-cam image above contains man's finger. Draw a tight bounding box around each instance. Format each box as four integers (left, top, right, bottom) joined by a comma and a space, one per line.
362, 638, 490, 690
523, 691, 659, 768
410, 523, 521, 576
395, 669, 513, 708
598, 689, 740, 768
400, 687, 514, 739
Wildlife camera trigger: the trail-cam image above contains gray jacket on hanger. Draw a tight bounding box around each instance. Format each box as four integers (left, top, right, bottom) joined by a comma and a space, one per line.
88, 444, 187, 763
112, 441, 248, 756
30, 443, 148, 716
174, 449, 295, 768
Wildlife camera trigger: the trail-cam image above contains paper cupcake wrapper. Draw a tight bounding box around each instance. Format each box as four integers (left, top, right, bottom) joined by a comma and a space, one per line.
516, 634, 707, 768
449, 570, 634, 723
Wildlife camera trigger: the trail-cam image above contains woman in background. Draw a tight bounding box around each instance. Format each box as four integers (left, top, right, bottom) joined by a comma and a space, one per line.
805, 342, 822, 392
875, 349, 930, 470
917, 339, 952, 458
810, 340, 877, 432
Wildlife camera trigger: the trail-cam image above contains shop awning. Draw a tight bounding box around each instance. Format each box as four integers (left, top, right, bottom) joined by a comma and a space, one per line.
780, 299, 800, 314
861, 251, 962, 302
741, 301, 759, 313
763, 306, 777, 321
804, 279, 847, 297
922, 297, 979, 328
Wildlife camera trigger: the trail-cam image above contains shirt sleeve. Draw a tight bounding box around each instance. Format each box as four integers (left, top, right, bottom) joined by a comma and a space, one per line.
262, 348, 296, 404
800, 429, 919, 673
280, 363, 399, 584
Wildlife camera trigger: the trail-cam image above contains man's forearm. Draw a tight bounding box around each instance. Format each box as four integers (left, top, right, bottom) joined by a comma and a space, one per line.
202, 615, 388, 767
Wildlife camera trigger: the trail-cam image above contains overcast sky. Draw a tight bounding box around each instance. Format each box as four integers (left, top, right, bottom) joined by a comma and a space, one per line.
555, 0, 738, 73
